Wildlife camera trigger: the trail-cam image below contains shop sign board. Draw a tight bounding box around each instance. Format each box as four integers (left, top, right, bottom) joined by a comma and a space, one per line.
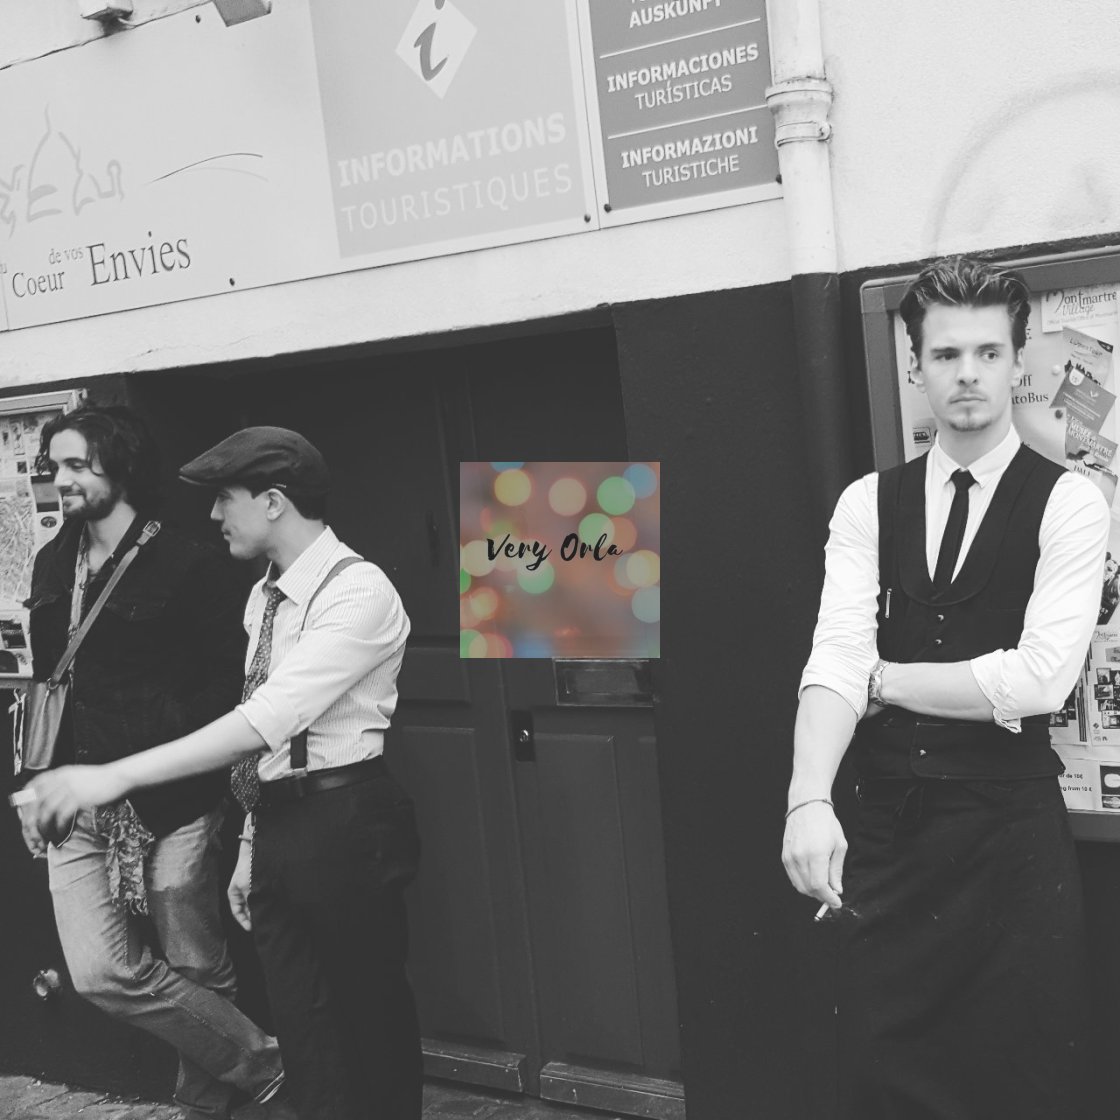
578, 0, 780, 225
0, 4, 339, 333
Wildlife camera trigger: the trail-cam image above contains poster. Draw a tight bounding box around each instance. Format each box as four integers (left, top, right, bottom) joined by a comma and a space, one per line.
0, 393, 77, 678
1040, 284, 1119, 334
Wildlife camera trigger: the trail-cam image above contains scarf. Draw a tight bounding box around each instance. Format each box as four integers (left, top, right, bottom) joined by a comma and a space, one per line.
73, 533, 157, 913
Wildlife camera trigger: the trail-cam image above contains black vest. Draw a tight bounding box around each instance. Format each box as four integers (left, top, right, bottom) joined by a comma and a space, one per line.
851, 444, 1066, 780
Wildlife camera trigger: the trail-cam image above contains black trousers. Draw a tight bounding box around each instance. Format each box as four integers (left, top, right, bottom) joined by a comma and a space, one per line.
835, 776, 1088, 1120
249, 769, 423, 1120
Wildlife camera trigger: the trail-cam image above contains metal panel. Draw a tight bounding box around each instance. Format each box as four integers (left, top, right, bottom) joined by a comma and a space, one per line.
532, 730, 646, 1065
397, 725, 508, 1042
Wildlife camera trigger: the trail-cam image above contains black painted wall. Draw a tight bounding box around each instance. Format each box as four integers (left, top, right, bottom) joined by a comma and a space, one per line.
613, 285, 842, 1120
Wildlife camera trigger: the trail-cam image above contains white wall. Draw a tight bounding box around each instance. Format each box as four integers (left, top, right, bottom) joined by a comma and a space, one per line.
0, 0, 204, 68
821, 0, 1120, 271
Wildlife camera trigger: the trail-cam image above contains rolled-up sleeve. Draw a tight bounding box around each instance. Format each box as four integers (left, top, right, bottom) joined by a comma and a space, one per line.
799, 474, 881, 718
970, 473, 1110, 727
237, 570, 409, 750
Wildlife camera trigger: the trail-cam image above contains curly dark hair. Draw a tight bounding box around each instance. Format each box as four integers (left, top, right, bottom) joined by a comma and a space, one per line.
899, 255, 1031, 356
35, 404, 162, 515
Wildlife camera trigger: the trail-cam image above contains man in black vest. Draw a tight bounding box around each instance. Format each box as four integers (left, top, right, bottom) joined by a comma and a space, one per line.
782, 256, 1110, 1119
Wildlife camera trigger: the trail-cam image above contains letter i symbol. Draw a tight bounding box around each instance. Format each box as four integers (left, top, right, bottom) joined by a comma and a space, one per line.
415, 0, 449, 81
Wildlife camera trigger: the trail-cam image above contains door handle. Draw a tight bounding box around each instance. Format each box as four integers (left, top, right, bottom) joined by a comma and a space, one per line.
511, 710, 535, 763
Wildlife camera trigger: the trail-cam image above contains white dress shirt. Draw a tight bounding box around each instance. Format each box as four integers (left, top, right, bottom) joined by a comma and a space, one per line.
800, 427, 1110, 729
237, 527, 410, 781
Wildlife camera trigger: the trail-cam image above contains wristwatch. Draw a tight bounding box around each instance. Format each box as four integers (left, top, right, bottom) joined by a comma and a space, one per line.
867, 659, 891, 705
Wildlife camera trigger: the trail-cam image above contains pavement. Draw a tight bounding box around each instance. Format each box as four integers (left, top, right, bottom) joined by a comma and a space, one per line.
0, 1076, 610, 1120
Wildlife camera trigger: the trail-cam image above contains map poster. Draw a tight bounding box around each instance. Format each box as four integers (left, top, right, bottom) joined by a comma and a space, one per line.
0, 392, 77, 678
0, 476, 37, 611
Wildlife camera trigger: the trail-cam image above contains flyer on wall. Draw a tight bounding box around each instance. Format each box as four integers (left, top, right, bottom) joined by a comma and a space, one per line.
0, 398, 73, 678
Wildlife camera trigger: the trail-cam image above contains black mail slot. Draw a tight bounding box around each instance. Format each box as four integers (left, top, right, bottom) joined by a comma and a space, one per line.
554, 660, 654, 707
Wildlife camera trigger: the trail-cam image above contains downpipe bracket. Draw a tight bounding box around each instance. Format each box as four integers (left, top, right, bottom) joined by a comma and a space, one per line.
765, 77, 834, 146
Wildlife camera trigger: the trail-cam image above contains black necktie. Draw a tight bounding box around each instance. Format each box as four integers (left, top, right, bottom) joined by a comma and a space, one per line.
932, 469, 975, 593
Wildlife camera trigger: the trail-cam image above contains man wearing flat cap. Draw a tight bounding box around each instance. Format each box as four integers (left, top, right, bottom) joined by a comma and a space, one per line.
28, 426, 424, 1120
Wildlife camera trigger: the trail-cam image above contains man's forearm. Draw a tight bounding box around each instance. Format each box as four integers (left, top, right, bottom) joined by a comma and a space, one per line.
878, 661, 994, 721
112, 711, 267, 794
789, 685, 860, 805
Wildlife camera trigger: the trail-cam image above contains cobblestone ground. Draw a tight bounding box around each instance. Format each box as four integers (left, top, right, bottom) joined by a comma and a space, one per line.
0, 1077, 613, 1120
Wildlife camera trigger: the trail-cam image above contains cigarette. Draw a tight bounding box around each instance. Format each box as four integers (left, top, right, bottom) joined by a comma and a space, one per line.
8, 789, 36, 808
814, 903, 829, 921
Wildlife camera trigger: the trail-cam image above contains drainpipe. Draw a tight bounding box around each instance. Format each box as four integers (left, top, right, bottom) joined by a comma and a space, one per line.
765, 0, 851, 523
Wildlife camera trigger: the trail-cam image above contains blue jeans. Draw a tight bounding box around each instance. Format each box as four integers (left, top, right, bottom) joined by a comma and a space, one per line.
48, 807, 283, 1119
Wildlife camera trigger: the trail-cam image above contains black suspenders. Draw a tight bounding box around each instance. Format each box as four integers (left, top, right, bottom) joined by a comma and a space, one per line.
288, 556, 365, 774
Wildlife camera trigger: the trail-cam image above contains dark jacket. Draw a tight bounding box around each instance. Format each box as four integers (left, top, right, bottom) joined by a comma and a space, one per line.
26, 514, 248, 837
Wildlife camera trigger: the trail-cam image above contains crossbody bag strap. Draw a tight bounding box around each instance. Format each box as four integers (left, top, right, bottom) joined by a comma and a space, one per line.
289, 555, 365, 773
47, 520, 162, 687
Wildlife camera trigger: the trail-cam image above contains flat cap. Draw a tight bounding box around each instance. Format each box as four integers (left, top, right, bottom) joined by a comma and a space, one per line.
179, 426, 331, 494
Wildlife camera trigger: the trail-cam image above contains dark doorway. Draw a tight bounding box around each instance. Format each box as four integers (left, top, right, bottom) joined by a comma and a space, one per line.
128, 325, 681, 1117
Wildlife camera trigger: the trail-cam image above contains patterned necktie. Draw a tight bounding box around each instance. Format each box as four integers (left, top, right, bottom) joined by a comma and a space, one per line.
932, 469, 976, 593
230, 583, 285, 811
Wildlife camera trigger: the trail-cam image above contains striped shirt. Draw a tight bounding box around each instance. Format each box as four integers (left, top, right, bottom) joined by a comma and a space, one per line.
236, 527, 410, 782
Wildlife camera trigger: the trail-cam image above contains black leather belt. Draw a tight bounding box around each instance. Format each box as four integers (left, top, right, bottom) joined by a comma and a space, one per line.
256, 757, 387, 809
